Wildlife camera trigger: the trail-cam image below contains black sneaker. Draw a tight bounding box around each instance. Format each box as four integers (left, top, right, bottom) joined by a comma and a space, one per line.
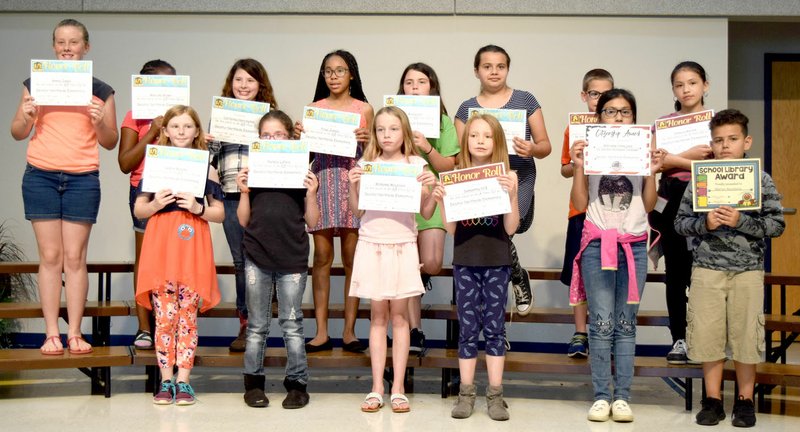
511, 276, 533, 316
696, 397, 725, 426
409, 328, 425, 354
731, 396, 756, 428
666, 339, 688, 364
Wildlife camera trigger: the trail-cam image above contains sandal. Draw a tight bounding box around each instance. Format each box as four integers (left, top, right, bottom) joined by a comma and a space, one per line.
360, 392, 384, 413
390, 393, 410, 413
67, 336, 93, 355
133, 330, 154, 350
40, 335, 64, 356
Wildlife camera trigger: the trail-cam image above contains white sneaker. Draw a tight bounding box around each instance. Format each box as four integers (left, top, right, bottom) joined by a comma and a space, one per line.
611, 400, 634, 422
587, 400, 611, 422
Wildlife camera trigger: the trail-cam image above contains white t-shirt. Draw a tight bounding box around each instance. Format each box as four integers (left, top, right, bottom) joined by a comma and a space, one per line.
586, 175, 649, 235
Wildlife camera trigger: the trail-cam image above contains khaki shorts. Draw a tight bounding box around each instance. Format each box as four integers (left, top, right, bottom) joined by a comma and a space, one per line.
686, 267, 765, 364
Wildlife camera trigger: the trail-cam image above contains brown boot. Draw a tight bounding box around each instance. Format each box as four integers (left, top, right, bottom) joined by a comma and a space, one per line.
451, 383, 476, 419
229, 314, 247, 352
486, 385, 509, 421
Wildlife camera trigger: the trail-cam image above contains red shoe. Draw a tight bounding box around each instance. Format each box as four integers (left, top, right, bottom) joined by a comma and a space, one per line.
67, 336, 93, 355
40, 335, 64, 355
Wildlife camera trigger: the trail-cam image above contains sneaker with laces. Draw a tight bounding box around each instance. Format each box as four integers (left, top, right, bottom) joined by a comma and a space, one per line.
731, 396, 756, 428
611, 400, 634, 422
175, 382, 196, 406
409, 328, 425, 354
666, 339, 688, 364
696, 397, 725, 426
587, 400, 611, 422
153, 380, 175, 405
511, 276, 533, 316
567, 332, 589, 358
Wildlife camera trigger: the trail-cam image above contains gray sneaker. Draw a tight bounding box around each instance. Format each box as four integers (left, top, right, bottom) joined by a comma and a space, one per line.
666, 339, 688, 364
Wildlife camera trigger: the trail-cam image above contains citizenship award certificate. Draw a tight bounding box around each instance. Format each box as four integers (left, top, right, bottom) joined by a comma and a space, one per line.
655, 109, 714, 154
691, 158, 761, 212
439, 163, 511, 222
568, 112, 600, 147
357, 161, 423, 213
383, 95, 440, 138
131, 75, 190, 119
247, 140, 310, 189
30, 59, 92, 106
209, 96, 269, 145
584, 125, 652, 176
301, 106, 361, 158
467, 108, 526, 156
142, 145, 209, 198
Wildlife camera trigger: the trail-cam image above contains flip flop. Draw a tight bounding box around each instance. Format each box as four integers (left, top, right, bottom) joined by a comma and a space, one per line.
67, 336, 93, 355
40, 335, 64, 356
390, 393, 410, 413
360, 392, 384, 413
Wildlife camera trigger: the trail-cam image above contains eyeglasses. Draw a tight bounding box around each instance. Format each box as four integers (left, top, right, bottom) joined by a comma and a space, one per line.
259, 132, 289, 140
321, 67, 349, 78
601, 108, 633, 118
585, 90, 603, 100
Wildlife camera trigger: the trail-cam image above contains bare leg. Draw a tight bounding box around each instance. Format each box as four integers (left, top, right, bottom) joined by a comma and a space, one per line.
133, 231, 151, 332
486, 355, 505, 387
368, 300, 389, 395
458, 358, 477, 385
703, 359, 725, 399
390, 297, 411, 394
62, 221, 92, 352
309, 229, 334, 345
340, 228, 360, 344
734, 361, 756, 400
32, 220, 65, 352
574, 303, 588, 333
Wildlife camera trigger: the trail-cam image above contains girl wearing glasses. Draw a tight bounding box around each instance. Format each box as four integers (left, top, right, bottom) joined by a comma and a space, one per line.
296, 50, 374, 354
569, 89, 665, 423
209, 58, 279, 353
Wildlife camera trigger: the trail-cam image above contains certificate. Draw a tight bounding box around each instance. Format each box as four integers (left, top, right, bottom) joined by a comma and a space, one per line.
584, 125, 652, 176
209, 96, 270, 145
691, 158, 761, 212
383, 95, 440, 138
131, 75, 190, 119
357, 161, 423, 213
568, 112, 600, 147
30, 59, 92, 106
468, 108, 526, 155
301, 106, 360, 158
439, 163, 511, 222
655, 109, 714, 154
141, 145, 209, 198
247, 140, 310, 189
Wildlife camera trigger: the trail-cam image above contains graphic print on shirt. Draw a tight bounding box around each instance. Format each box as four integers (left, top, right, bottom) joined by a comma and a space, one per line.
460, 215, 500, 228
598, 175, 633, 228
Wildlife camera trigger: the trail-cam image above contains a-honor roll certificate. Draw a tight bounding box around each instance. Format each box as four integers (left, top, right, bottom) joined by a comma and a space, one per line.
357, 161, 423, 213
131, 75, 190, 119
655, 109, 714, 154
583, 125, 652, 176
30, 59, 92, 106
142, 145, 209, 198
568, 112, 600, 147
384, 95, 440, 138
691, 158, 761, 212
467, 108, 526, 156
247, 140, 309, 189
439, 163, 511, 222
209, 96, 269, 145
301, 106, 360, 158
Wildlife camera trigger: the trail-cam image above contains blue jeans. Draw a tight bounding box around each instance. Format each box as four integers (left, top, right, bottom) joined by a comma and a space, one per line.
223, 195, 247, 318
582, 240, 646, 402
243, 257, 308, 383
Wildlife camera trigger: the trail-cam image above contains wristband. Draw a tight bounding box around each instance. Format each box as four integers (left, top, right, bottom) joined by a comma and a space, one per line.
425, 145, 434, 155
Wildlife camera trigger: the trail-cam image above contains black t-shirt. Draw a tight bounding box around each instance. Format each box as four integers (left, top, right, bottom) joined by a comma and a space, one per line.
242, 188, 309, 274
453, 214, 512, 267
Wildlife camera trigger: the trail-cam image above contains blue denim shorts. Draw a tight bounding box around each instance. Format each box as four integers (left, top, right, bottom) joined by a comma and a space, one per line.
128, 184, 148, 232
22, 164, 101, 224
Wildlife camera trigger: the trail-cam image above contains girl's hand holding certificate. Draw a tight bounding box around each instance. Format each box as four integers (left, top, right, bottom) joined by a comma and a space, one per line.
417, 170, 436, 188
511, 137, 535, 158
304, 171, 319, 196
236, 167, 251, 194
497, 171, 518, 195
152, 189, 176, 211
21, 96, 39, 122
175, 191, 203, 215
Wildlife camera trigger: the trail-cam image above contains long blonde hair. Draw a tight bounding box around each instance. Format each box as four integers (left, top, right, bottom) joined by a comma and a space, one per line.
363, 106, 419, 162
456, 113, 510, 170
158, 105, 207, 150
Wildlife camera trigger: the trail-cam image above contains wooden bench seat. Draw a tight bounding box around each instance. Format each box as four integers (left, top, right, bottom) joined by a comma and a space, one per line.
132, 346, 384, 369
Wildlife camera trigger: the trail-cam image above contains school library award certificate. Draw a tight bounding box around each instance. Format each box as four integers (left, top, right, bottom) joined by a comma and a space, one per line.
247, 140, 310, 189
357, 161, 423, 213
301, 106, 361, 158
691, 158, 761, 212
131, 75, 190, 119
30, 59, 92, 106
209, 96, 270, 145
583, 125, 652, 176
383, 95, 440, 138
467, 108, 526, 155
439, 163, 511, 222
141, 145, 209, 198
655, 109, 714, 154
568, 112, 600, 147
